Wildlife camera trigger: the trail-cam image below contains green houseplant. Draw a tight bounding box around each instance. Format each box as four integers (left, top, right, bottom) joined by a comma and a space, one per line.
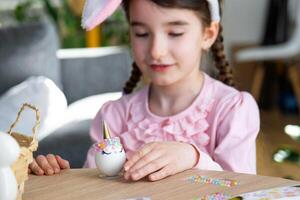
14, 0, 85, 48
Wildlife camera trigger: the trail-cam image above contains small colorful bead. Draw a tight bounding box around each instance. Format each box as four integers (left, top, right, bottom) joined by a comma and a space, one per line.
187, 175, 239, 188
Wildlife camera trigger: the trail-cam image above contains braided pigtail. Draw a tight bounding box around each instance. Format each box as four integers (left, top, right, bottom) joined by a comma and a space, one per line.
211, 24, 235, 87
123, 62, 142, 94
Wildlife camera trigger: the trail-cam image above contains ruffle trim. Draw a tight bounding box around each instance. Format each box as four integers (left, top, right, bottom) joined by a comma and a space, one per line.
120, 99, 215, 152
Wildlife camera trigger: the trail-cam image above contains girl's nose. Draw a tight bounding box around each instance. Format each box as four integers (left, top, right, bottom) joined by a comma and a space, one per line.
149, 35, 168, 60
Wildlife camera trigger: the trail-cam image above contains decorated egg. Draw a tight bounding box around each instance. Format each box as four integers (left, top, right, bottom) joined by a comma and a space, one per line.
0, 132, 20, 167
0, 132, 20, 200
94, 121, 126, 177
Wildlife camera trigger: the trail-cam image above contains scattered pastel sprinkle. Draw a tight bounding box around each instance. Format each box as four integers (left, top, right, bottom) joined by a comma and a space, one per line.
187, 175, 239, 187
192, 192, 231, 200
237, 185, 300, 199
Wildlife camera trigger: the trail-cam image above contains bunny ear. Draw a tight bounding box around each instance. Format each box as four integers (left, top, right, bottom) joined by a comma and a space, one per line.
81, 0, 122, 31
206, 0, 220, 22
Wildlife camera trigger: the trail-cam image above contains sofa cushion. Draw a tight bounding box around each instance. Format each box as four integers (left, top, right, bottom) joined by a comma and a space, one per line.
0, 76, 67, 140
35, 92, 122, 168
64, 91, 122, 123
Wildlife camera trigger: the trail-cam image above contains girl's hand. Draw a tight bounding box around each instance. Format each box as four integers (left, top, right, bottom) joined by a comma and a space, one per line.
123, 142, 199, 181
28, 154, 70, 176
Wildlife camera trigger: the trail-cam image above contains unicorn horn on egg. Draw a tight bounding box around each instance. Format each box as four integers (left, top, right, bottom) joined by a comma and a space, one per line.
102, 120, 111, 139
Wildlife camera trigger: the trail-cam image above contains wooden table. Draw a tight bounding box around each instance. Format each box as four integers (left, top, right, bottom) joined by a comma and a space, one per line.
23, 169, 299, 200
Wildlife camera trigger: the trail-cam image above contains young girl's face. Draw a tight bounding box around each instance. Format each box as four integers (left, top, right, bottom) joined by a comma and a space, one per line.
129, 0, 217, 86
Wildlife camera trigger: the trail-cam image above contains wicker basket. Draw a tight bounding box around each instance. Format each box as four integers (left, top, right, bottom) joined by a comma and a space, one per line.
7, 103, 40, 200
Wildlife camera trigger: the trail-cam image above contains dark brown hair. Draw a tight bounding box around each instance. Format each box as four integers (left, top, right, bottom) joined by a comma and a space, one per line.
122, 0, 234, 94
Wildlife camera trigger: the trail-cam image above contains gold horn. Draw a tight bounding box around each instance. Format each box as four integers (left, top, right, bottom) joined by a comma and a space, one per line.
102, 121, 111, 139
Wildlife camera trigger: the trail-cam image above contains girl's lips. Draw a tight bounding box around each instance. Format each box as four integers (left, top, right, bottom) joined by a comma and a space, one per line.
150, 64, 173, 72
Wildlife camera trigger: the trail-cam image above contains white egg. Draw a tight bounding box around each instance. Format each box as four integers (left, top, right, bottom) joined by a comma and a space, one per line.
95, 149, 126, 177
0, 132, 20, 200
0, 132, 20, 167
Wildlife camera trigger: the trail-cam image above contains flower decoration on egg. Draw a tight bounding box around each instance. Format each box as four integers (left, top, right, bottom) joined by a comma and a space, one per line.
95, 137, 124, 155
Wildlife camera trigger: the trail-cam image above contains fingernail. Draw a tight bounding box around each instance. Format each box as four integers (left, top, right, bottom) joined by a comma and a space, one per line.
47, 169, 54, 174
132, 173, 138, 180
124, 165, 129, 171
149, 175, 155, 181
38, 169, 44, 175
124, 172, 131, 180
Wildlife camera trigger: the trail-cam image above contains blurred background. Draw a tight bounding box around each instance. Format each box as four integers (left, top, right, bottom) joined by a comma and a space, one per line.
0, 0, 299, 179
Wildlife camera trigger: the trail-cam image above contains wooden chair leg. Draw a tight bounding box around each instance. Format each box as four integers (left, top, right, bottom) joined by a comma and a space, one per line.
288, 65, 300, 112
251, 64, 265, 102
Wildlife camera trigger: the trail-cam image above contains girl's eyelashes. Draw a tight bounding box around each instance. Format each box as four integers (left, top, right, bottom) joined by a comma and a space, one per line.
135, 32, 149, 37
169, 32, 184, 37
134, 32, 185, 38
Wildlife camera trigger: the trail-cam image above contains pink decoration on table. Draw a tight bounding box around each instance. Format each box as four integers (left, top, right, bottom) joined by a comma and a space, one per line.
187, 175, 239, 187
192, 192, 231, 200
236, 185, 300, 199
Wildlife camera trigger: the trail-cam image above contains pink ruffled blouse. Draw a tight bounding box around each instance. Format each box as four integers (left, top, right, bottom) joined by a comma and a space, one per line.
84, 73, 260, 174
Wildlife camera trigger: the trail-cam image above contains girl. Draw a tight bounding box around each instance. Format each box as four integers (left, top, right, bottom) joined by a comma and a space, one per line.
30, 0, 260, 181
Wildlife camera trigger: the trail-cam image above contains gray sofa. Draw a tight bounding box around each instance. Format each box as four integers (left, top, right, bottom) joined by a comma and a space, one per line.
36, 47, 131, 168
0, 19, 132, 168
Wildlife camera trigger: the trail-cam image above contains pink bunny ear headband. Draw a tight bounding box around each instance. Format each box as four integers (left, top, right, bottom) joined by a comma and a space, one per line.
81, 0, 220, 31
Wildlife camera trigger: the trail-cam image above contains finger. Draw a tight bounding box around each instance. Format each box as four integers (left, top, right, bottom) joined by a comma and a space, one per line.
148, 164, 175, 181
46, 154, 61, 174
36, 155, 54, 175
124, 143, 156, 171
128, 150, 162, 173
129, 156, 169, 181
29, 159, 44, 176
56, 155, 70, 169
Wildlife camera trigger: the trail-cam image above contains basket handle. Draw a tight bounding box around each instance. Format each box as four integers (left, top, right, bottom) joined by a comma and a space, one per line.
7, 103, 40, 140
